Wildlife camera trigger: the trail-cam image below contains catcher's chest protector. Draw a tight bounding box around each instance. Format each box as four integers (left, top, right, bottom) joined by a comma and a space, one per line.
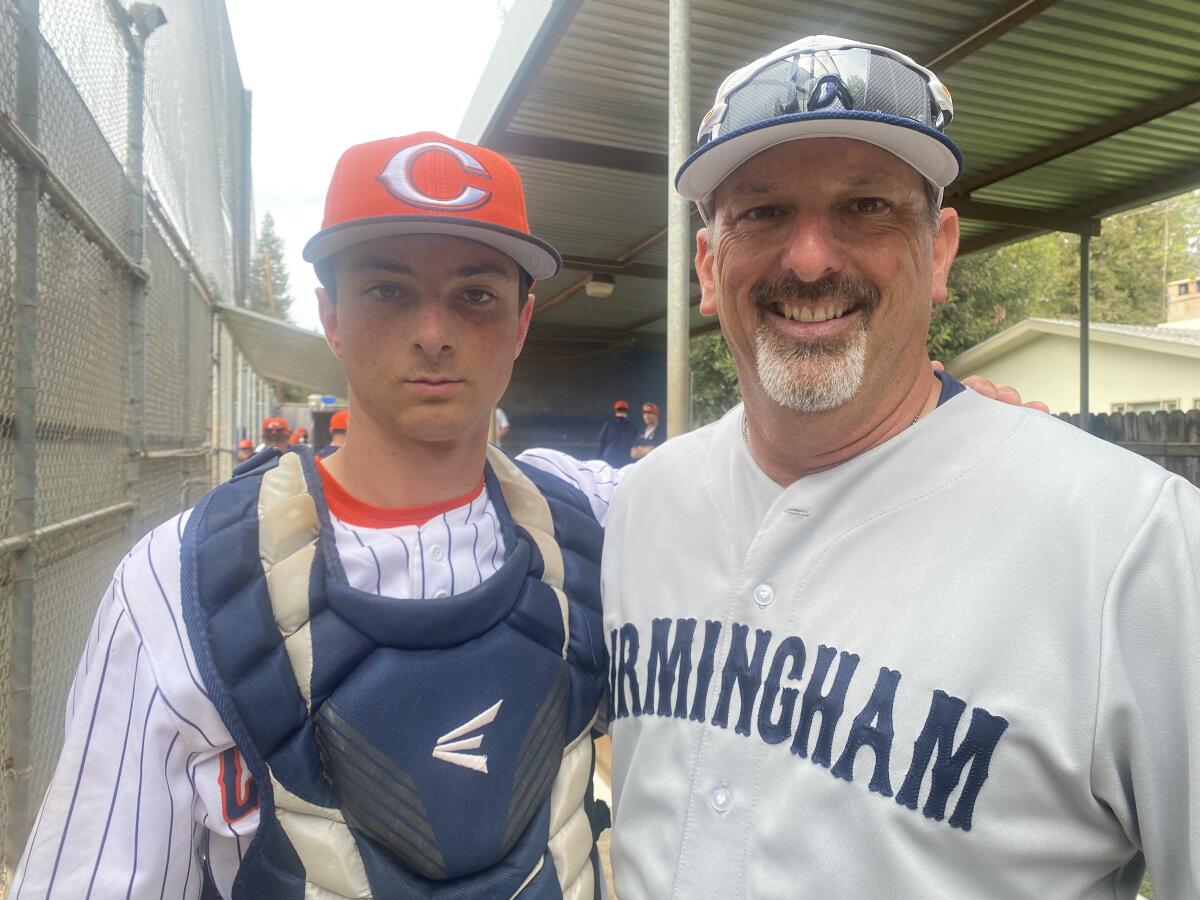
181, 447, 608, 899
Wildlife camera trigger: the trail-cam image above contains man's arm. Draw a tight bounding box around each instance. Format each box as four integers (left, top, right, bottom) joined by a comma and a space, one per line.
1090, 477, 1200, 896
516, 448, 624, 526
11, 520, 241, 899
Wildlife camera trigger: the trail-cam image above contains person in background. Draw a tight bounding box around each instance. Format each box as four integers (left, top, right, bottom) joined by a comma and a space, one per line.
236, 438, 254, 463
255, 416, 291, 453
317, 409, 349, 458
595, 399, 639, 467
630, 402, 664, 460
288, 427, 309, 446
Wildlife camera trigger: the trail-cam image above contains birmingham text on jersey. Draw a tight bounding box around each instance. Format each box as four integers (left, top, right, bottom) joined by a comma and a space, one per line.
609, 617, 1009, 831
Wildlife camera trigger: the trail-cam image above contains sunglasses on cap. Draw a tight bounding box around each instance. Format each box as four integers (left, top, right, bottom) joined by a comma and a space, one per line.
698, 42, 953, 146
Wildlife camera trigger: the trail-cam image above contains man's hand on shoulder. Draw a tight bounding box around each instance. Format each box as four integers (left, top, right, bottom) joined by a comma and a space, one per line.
932, 361, 1051, 413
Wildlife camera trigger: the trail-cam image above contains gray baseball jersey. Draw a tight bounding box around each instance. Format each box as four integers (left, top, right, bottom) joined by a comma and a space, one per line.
602, 390, 1200, 898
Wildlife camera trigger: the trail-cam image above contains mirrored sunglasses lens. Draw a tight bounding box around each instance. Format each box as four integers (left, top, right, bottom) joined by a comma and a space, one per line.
720, 58, 803, 135
716, 49, 935, 138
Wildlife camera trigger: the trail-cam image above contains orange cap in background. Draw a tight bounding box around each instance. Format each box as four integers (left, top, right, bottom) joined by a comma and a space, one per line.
330, 410, 350, 432
262, 417, 289, 433
613, 400, 630, 411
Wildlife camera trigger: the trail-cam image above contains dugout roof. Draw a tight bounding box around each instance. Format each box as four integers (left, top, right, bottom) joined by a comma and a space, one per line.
217, 304, 348, 398
459, 0, 1200, 344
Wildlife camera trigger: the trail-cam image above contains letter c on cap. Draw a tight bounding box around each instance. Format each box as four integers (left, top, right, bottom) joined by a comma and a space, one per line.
378, 141, 493, 211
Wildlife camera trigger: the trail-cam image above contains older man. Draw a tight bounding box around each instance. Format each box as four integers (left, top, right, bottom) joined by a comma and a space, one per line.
602, 36, 1200, 898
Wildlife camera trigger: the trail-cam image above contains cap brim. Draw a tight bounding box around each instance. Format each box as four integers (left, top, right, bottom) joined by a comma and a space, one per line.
676, 110, 962, 203
302, 215, 562, 280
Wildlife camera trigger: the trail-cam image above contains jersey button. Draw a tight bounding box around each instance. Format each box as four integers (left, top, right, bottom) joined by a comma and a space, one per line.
752, 583, 774, 608
709, 784, 733, 814
429, 544, 446, 563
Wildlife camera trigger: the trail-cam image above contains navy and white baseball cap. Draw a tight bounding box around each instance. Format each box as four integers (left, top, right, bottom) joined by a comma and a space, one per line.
676, 35, 962, 219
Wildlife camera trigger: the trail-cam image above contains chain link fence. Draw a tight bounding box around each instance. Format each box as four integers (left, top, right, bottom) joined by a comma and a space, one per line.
0, 0, 271, 874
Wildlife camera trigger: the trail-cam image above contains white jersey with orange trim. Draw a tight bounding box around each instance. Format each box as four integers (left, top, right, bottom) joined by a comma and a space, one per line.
11, 448, 620, 899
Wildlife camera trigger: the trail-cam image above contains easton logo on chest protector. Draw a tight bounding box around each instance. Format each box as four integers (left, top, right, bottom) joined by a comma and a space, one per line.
432, 700, 503, 773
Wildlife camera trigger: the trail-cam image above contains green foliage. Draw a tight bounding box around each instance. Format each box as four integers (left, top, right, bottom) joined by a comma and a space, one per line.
280, 383, 309, 404
689, 331, 741, 425
930, 191, 1200, 361
247, 213, 295, 322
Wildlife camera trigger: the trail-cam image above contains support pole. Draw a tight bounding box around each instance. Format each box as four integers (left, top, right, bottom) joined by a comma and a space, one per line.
181, 277, 192, 443
1079, 233, 1090, 432
124, 12, 148, 540
117, 4, 166, 538
665, 0, 691, 437
7, 0, 42, 863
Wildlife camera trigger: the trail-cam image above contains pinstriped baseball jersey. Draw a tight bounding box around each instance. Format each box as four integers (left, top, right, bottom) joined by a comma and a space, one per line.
11, 448, 621, 899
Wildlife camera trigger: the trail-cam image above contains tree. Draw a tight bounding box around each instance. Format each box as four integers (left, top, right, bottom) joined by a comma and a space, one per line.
690, 331, 741, 425
247, 213, 294, 321
930, 191, 1200, 360
929, 230, 1077, 361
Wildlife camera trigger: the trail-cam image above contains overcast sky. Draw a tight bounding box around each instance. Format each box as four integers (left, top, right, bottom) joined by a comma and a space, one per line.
224, 0, 510, 331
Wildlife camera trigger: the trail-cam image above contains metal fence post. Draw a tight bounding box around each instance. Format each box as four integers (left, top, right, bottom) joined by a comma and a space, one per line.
7, 0, 42, 863
181, 278, 191, 442
238, 89, 253, 306
1079, 233, 1090, 432
117, 3, 165, 539
122, 6, 145, 539
665, 0, 691, 437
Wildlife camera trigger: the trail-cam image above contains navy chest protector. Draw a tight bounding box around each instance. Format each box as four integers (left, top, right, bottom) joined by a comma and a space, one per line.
181, 446, 608, 899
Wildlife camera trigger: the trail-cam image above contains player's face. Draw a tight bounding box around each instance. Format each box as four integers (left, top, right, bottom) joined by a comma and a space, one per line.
318, 235, 533, 445
696, 138, 958, 416
263, 431, 289, 450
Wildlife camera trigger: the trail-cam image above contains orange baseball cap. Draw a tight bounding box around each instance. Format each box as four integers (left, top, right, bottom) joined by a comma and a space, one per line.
262, 417, 289, 433
613, 400, 630, 411
238, 439, 253, 450
289, 428, 308, 445
330, 410, 350, 432
302, 132, 560, 280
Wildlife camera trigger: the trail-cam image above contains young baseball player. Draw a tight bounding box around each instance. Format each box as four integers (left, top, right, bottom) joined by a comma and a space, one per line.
12, 133, 617, 899
602, 35, 1200, 898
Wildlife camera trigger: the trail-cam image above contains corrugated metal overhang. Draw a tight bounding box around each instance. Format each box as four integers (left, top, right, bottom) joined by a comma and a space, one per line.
217, 304, 348, 398
461, 0, 1200, 340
